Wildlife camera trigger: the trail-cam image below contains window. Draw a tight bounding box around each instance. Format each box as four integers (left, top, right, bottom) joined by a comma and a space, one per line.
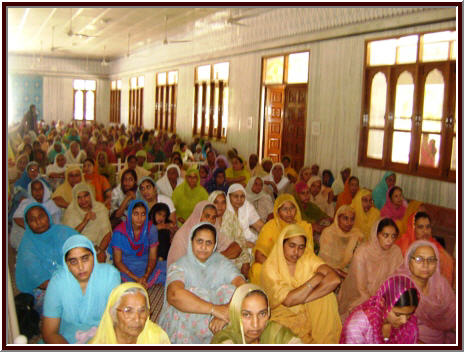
155, 70, 178, 133
110, 80, 122, 123
193, 62, 229, 140
73, 79, 96, 121
358, 30, 456, 182
129, 76, 144, 127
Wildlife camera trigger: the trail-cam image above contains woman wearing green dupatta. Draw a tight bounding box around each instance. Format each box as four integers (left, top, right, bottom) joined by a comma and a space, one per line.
96, 151, 116, 188
211, 283, 301, 344
171, 167, 208, 224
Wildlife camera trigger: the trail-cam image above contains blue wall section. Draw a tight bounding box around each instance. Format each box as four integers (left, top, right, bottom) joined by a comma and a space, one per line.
9, 74, 43, 123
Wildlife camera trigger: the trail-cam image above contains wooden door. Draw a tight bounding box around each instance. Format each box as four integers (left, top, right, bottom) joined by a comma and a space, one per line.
264, 86, 285, 163
282, 85, 307, 171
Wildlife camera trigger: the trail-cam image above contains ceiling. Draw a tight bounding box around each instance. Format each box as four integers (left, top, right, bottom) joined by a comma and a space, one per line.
7, 7, 270, 62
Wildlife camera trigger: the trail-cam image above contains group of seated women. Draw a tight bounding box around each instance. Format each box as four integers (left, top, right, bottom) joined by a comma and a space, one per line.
8, 120, 456, 345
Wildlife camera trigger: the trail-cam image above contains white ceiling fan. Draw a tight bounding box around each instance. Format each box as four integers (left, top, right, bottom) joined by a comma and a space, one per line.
101, 45, 109, 66
225, 9, 266, 26
162, 15, 191, 45
67, 8, 98, 39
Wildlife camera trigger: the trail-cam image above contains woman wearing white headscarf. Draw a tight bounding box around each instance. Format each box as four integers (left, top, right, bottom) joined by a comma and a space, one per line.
245, 176, 274, 222
263, 162, 290, 198
156, 164, 184, 198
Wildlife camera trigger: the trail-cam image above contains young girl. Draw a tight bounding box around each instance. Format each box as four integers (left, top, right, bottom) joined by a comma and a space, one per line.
150, 203, 173, 261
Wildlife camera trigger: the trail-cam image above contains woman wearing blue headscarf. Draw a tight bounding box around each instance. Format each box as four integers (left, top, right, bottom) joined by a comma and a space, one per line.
41, 235, 120, 344
109, 200, 167, 287
371, 171, 396, 210
15, 203, 78, 312
158, 222, 246, 344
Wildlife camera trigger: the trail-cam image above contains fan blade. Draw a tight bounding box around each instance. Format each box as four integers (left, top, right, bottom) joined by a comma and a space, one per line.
168, 39, 191, 43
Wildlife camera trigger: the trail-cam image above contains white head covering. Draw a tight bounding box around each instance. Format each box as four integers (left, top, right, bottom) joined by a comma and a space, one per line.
264, 162, 290, 192
155, 164, 184, 198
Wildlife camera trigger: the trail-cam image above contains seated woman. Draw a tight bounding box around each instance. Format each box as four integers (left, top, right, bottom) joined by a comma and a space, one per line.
335, 176, 360, 212
307, 176, 335, 217
250, 194, 313, 285
10, 161, 43, 221
209, 191, 251, 277
318, 205, 364, 277
245, 176, 274, 223
260, 224, 342, 343
89, 283, 170, 344
8, 153, 28, 192
395, 211, 454, 287
322, 169, 334, 188
293, 181, 330, 235
211, 283, 302, 344
46, 154, 67, 191
159, 222, 246, 344
372, 171, 396, 210
96, 151, 117, 188
263, 163, 290, 198
214, 154, 229, 173
381, 186, 417, 234
117, 155, 151, 183
156, 164, 183, 198
331, 167, 351, 198
281, 155, 298, 184
167, 200, 238, 267
62, 183, 112, 263
109, 200, 166, 288
42, 235, 121, 344
137, 176, 177, 226
199, 164, 210, 187
225, 155, 250, 187
110, 169, 137, 227
15, 203, 78, 311
395, 240, 456, 343
172, 167, 209, 224
205, 168, 229, 194
65, 141, 87, 164
82, 158, 111, 203
52, 166, 86, 209
337, 218, 404, 321
47, 140, 65, 164
10, 178, 62, 250
340, 275, 419, 344
350, 189, 380, 241
297, 166, 312, 185
226, 184, 264, 246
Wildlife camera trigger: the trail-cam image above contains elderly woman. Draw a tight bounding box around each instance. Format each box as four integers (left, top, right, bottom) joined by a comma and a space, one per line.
211, 283, 301, 344
159, 222, 246, 344
109, 200, 166, 288
261, 224, 342, 343
96, 151, 117, 188
250, 194, 313, 285
337, 218, 404, 321
395, 241, 456, 343
110, 169, 138, 226
82, 158, 111, 203
209, 191, 251, 277
52, 166, 86, 209
263, 163, 290, 198
90, 283, 170, 344
307, 176, 335, 217
226, 184, 264, 246
62, 183, 112, 263
372, 171, 396, 210
65, 141, 87, 164
47, 140, 65, 164
15, 203, 78, 311
395, 211, 455, 287
10, 179, 62, 250
42, 235, 120, 344
245, 176, 274, 223
156, 164, 184, 198
340, 275, 419, 344
171, 167, 209, 224
225, 155, 250, 187
46, 154, 67, 190
318, 205, 364, 277
350, 189, 380, 241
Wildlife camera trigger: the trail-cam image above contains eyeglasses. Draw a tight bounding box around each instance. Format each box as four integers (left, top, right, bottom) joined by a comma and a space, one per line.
410, 256, 438, 265
116, 306, 148, 318
379, 232, 398, 240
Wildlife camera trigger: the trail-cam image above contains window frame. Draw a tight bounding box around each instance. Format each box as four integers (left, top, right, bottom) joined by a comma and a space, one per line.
129, 76, 144, 127
155, 70, 178, 133
72, 79, 97, 122
110, 79, 122, 124
358, 29, 456, 183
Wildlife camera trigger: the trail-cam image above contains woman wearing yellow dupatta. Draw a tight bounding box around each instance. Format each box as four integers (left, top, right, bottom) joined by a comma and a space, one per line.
52, 166, 93, 209
249, 194, 313, 284
261, 224, 342, 344
89, 282, 170, 344
350, 189, 380, 241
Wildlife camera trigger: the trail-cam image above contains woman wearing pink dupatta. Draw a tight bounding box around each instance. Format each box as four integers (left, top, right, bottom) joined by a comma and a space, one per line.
340, 275, 420, 344
395, 240, 456, 344
380, 186, 407, 220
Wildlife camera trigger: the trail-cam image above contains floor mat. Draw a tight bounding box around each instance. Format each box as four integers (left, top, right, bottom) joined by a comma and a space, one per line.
147, 284, 165, 323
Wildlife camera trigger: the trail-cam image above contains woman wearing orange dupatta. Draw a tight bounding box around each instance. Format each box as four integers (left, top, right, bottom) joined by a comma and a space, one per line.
350, 189, 380, 241
395, 211, 455, 288
335, 176, 360, 212
83, 158, 111, 203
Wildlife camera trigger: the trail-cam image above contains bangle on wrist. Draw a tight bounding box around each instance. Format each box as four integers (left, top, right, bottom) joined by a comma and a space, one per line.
210, 304, 214, 315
